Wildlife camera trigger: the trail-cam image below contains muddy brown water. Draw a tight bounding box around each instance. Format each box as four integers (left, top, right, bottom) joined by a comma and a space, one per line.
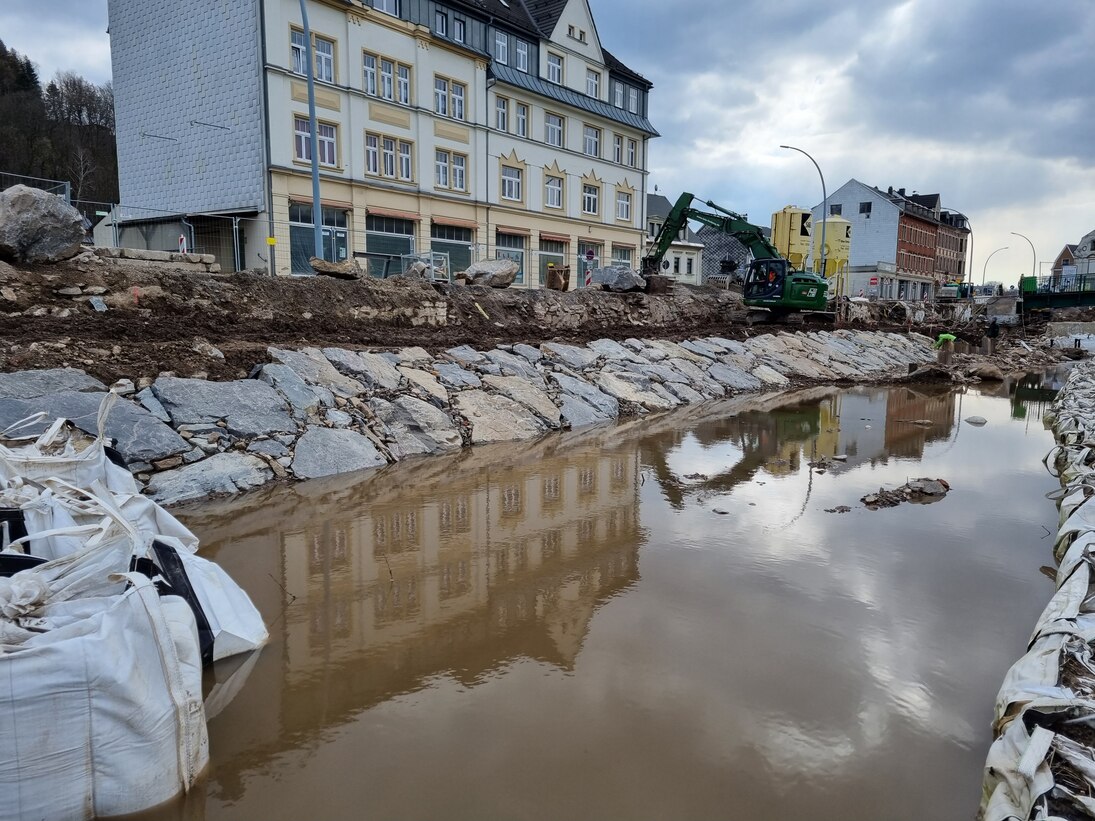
134, 374, 1065, 821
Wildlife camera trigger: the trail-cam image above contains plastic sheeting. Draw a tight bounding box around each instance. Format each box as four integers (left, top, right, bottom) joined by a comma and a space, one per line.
982, 361, 1095, 820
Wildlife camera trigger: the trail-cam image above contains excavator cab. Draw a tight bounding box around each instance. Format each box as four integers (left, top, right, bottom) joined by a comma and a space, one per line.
743, 259, 791, 302
742, 258, 831, 323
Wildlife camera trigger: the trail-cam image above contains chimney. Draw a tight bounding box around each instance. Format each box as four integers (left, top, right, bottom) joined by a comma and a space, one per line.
898, 188, 906, 196
887, 186, 893, 195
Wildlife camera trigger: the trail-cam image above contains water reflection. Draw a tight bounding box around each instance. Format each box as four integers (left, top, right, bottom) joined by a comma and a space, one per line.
141, 375, 1068, 821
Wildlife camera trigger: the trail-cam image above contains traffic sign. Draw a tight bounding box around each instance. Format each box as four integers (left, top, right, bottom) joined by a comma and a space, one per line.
585, 249, 595, 261
869, 276, 879, 286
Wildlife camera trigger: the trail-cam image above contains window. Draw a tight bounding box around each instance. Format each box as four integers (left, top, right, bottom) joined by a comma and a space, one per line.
290, 204, 349, 274
397, 65, 410, 104
586, 69, 600, 98
516, 40, 529, 72
686, 257, 694, 275
291, 30, 307, 75
453, 17, 465, 43
496, 233, 525, 284
501, 166, 522, 201
496, 96, 508, 131
295, 117, 337, 167
612, 246, 633, 266
829, 203, 842, 216
431, 223, 473, 273
613, 135, 623, 164
627, 139, 637, 167
516, 103, 528, 137
373, 0, 400, 16
434, 77, 465, 120
451, 82, 464, 120
435, 150, 450, 188
495, 31, 508, 64
545, 113, 563, 147
452, 154, 466, 191
434, 10, 447, 35
628, 87, 638, 114
673, 256, 680, 274
859, 201, 872, 216
616, 190, 631, 221
545, 175, 563, 208
380, 59, 394, 100
582, 184, 599, 215
382, 137, 395, 177
365, 134, 379, 174
398, 141, 412, 180
434, 78, 448, 116
583, 125, 600, 157
314, 36, 334, 82
547, 53, 563, 84
363, 54, 377, 95
613, 82, 624, 108
292, 30, 334, 82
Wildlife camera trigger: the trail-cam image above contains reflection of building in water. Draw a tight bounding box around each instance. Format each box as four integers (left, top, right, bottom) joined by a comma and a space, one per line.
884, 386, 957, 458
185, 439, 642, 795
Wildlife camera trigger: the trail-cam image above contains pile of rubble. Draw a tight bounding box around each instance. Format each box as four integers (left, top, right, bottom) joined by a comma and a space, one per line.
0, 329, 934, 506
861, 478, 950, 508
981, 359, 1095, 819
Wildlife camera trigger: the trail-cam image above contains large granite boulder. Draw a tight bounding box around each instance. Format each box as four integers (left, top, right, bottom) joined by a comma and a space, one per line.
0, 185, 85, 263
454, 390, 547, 443
147, 453, 273, 506
590, 265, 645, 292
550, 373, 619, 419
267, 347, 365, 398
291, 426, 387, 479
0, 368, 106, 399
152, 377, 296, 437
464, 258, 519, 288
322, 348, 401, 391
370, 395, 462, 457
482, 375, 560, 427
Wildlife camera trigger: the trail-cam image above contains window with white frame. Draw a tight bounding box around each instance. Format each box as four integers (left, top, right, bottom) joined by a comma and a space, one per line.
434, 77, 465, 120
397, 65, 410, 104
314, 36, 334, 82
612, 246, 633, 265
295, 117, 337, 166
453, 17, 465, 42
516, 103, 528, 137
516, 40, 528, 72
398, 141, 412, 180
363, 54, 377, 95
673, 256, 680, 274
545, 113, 563, 147
435, 10, 447, 35
583, 125, 600, 157
547, 53, 563, 84
613, 135, 622, 164
382, 137, 395, 177
613, 82, 624, 108
616, 191, 631, 221
373, 0, 400, 16
545, 175, 563, 209
292, 30, 334, 82
435, 149, 449, 188
496, 96, 508, 131
582, 184, 599, 215
586, 69, 600, 98
452, 154, 466, 191
501, 166, 522, 201
380, 58, 394, 100
365, 134, 379, 174
627, 139, 637, 167
495, 31, 508, 64
628, 87, 638, 114
686, 257, 694, 275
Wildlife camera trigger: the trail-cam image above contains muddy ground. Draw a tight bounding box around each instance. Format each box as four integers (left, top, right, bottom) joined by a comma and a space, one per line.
0, 255, 1080, 385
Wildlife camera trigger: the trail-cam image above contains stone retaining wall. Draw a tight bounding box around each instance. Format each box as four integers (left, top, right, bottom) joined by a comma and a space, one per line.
0, 330, 935, 507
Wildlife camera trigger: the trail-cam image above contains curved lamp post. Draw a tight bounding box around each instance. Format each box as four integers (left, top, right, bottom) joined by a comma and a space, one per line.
779, 145, 827, 280
982, 246, 1008, 286
1011, 231, 1037, 282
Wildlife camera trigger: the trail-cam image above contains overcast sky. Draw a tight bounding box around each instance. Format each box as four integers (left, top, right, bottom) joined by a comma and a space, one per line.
4, 0, 1093, 280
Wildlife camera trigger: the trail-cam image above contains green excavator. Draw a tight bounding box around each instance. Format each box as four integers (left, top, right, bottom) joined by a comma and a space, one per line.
642, 192, 832, 324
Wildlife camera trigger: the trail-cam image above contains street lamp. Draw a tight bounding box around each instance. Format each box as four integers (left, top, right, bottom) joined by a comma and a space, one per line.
1011, 231, 1037, 282
300, 0, 324, 261
982, 246, 1008, 286
779, 145, 827, 280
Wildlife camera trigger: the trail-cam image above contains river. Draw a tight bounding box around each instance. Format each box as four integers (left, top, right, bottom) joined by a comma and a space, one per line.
147, 373, 1067, 821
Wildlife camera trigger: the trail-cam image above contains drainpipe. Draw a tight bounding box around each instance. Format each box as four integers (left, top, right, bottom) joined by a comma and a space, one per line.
259, 0, 276, 275
299, 0, 324, 260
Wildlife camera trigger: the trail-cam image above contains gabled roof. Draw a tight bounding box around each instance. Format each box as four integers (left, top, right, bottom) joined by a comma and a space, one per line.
647, 194, 700, 242
491, 63, 658, 135
603, 49, 651, 88
522, 0, 568, 34
448, 0, 540, 35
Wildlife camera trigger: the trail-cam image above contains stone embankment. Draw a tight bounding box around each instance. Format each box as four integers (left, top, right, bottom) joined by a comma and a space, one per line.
0, 330, 932, 506
981, 360, 1095, 820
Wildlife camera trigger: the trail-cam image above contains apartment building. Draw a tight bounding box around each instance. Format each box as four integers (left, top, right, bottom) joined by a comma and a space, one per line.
811, 179, 969, 299
107, 0, 657, 284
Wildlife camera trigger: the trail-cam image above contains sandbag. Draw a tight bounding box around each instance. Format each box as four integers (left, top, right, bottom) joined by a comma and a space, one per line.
0, 554, 207, 820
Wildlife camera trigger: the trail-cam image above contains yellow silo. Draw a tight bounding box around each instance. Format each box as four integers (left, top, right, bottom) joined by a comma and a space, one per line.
770, 206, 813, 271
812, 216, 852, 296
